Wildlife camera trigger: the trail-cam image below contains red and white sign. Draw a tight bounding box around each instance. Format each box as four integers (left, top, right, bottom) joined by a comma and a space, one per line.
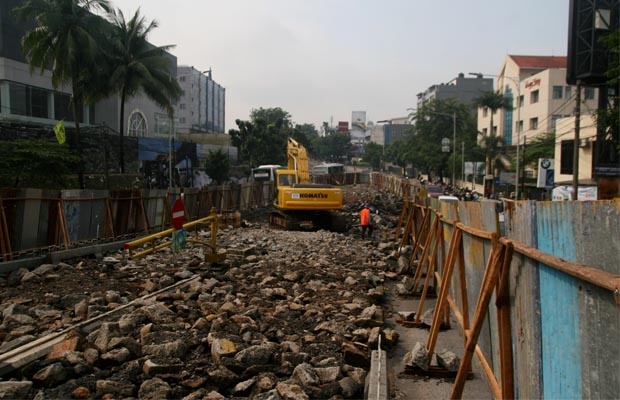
171, 198, 185, 230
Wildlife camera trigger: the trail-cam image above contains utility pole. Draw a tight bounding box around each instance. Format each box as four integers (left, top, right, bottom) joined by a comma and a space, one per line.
572, 83, 581, 200
521, 137, 526, 198
461, 141, 465, 185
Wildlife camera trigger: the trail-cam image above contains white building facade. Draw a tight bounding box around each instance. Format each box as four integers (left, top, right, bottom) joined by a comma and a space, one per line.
176, 66, 226, 134
475, 55, 599, 180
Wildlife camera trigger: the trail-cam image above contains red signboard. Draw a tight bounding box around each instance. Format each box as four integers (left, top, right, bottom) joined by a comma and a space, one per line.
171, 198, 185, 230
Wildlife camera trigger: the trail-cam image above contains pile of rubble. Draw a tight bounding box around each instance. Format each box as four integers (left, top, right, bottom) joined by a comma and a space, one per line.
0, 209, 407, 399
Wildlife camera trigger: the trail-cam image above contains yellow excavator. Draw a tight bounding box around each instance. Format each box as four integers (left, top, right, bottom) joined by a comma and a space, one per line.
269, 138, 346, 230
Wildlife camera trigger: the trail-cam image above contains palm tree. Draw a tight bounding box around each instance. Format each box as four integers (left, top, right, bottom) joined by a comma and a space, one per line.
105, 8, 182, 173
473, 91, 513, 196
15, 0, 111, 189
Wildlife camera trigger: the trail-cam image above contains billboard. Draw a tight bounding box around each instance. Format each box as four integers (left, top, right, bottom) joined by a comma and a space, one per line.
351, 111, 366, 140
537, 158, 555, 188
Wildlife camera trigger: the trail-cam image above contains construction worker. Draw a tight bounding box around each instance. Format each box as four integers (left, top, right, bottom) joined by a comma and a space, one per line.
360, 203, 373, 239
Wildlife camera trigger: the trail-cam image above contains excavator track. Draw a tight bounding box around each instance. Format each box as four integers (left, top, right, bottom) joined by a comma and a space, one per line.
269, 210, 348, 232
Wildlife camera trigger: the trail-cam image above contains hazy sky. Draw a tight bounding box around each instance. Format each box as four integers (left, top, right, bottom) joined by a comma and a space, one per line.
114, 0, 569, 132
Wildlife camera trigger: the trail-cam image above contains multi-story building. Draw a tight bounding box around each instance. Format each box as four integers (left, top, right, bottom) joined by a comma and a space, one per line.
0, 0, 180, 138
0, 0, 97, 128
474, 55, 602, 197
476, 55, 598, 148
416, 72, 493, 111
371, 117, 411, 147
175, 66, 226, 134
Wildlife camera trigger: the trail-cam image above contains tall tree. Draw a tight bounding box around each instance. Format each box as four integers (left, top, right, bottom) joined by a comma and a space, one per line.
473, 91, 513, 194
105, 8, 182, 173
204, 149, 230, 185
229, 107, 293, 166
15, 0, 111, 189
398, 99, 477, 183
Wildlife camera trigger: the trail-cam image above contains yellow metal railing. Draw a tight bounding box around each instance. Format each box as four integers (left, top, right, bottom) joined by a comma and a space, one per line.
124, 207, 225, 262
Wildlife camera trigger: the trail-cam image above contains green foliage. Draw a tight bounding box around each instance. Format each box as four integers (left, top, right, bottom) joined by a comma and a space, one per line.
0, 139, 79, 188
310, 132, 352, 162
473, 90, 513, 116
204, 149, 230, 185
362, 142, 383, 169
522, 131, 555, 167
104, 8, 182, 173
14, 0, 112, 188
387, 99, 479, 181
229, 107, 293, 166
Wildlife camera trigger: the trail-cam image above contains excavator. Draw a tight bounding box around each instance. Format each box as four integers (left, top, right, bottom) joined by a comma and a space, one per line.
269, 138, 347, 231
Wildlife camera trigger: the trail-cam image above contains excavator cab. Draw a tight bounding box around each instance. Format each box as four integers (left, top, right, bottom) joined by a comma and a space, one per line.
278, 173, 296, 187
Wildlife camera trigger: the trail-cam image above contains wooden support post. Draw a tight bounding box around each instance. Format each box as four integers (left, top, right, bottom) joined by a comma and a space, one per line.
0, 199, 12, 261
410, 216, 439, 290
413, 219, 443, 323
450, 242, 505, 399
138, 192, 149, 233
457, 229, 470, 339
409, 209, 432, 270
426, 227, 462, 357
395, 199, 410, 242
56, 201, 70, 250
496, 241, 514, 400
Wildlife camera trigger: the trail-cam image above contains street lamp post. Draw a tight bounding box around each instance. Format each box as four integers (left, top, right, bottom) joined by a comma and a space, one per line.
469, 72, 521, 199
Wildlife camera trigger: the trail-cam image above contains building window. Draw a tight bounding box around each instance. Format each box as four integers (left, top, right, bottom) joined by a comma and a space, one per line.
584, 87, 595, 100
530, 90, 539, 104
517, 120, 523, 133
560, 140, 574, 174
482, 108, 488, 118
179, 103, 186, 110
179, 117, 186, 123
518, 95, 524, 107
565, 86, 572, 99
482, 128, 488, 136
128, 111, 147, 137
492, 126, 497, 136
179, 76, 186, 82
7, 82, 50, 119
553, 86, 563, 99
530, 117, 538, 130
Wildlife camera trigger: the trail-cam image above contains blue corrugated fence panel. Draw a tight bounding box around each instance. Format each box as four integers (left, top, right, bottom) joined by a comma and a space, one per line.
537, 202, 581, 399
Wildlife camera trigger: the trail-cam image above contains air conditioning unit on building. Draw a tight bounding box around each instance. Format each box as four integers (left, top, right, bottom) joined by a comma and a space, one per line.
579, 138, 590, 148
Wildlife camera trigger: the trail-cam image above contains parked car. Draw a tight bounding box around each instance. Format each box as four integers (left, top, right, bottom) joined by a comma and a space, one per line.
427, 184, 443, 198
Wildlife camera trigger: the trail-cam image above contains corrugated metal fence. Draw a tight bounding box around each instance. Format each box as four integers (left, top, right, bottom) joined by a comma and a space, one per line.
372, 172, 620, 399
0, 172, 371, 261
0, 182, 276, 262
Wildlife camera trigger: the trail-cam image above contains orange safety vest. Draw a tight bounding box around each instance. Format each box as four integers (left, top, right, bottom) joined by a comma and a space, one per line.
360, 207, 371, 226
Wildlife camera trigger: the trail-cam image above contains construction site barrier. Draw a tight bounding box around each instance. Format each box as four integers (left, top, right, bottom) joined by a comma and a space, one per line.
389, 172, 620, 399
0, 182, 274, 263
123, 207, 224, 263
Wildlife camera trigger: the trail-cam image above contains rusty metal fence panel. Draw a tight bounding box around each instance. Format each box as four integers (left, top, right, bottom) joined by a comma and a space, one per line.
503, 200, 542, 400
62, 189, 110, 243
142, 189, 167, 232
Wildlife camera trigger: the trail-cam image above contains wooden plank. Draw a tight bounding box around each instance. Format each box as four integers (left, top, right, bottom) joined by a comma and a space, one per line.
451, 242, 504, 399
426, 228, 461, 357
